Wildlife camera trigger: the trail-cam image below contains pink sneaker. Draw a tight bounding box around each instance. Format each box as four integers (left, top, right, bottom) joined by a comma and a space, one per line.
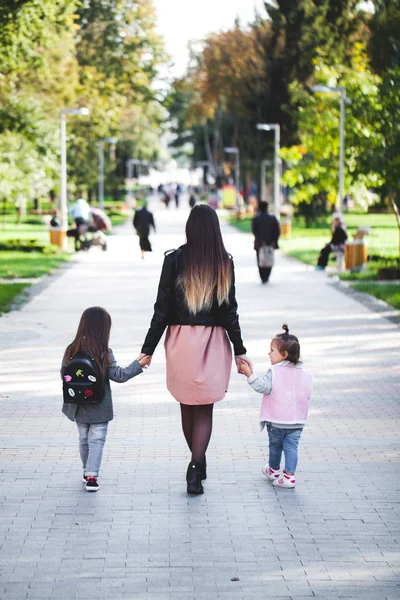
273, 472, 296, 488
262, 465, 281, 481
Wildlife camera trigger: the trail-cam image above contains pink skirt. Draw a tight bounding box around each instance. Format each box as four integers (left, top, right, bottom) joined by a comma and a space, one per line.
164, 325, 232, 405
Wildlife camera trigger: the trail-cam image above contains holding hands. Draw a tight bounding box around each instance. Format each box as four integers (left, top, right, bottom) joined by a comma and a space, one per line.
235, 355, 253, 377
137, 353, 152, 368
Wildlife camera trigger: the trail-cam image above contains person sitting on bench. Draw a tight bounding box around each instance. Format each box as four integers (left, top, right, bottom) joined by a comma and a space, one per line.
316, 216, 347, 270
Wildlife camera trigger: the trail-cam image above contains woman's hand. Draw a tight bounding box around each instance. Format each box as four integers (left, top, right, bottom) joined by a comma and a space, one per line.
235, 355, 252, 375
137, 353, 152, 368
238, 361, 253, 377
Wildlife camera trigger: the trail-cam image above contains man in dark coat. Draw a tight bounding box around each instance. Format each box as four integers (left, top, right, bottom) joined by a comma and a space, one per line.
252, 201, 280, 283
316, 216, 348, 269
133, 202, 156, 259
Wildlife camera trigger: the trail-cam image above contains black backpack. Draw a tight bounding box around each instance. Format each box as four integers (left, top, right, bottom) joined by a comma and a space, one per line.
62, 351, 104, 405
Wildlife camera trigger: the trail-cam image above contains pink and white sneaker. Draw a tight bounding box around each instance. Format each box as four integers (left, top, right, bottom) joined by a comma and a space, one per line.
273, 472, 296, 488
262, 465, 281, 481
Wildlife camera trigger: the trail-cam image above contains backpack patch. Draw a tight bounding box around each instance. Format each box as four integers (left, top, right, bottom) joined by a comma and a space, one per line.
62, 352, 104, 405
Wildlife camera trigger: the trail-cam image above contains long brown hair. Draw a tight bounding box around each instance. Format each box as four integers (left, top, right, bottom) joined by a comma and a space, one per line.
182, 205, 232, 314
64, 306, 112, 376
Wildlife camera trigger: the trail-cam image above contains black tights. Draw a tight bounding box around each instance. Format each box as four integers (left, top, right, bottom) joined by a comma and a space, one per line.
180, 404, 214, 462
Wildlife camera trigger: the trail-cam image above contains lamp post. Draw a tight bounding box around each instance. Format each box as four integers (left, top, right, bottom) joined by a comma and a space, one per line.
194, 160, 212, 187
311, 84, 349, 213
224, 147, 240, 206
60, 107, 89, 236
256, 124, 280, 219
260, 159, 271, 202
98, 137, 118, 211
126, 159, 146, 209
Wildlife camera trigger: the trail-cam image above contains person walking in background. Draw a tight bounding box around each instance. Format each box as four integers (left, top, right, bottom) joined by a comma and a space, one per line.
189, 192, 197, 209
239, 324, 312, 489
61, 306, 149, 492
252, 201, 280, 284
162, 190, 171, 208
133, 201, 156, 259
316, 215, 347, 270
139, 205, 250, 495
175, 183, 182, 208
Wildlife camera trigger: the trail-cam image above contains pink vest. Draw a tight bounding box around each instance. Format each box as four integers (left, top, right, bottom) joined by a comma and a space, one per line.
260, 363, 312, 425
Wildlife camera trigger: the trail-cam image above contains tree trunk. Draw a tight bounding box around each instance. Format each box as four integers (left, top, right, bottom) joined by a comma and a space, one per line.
389, 193, 400, 256
203, 121, 216, 177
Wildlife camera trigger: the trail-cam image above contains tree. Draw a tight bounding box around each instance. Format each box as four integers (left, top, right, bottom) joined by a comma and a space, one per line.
280, 46, 382, 209
0, 0, 167, 208
167, 1, 368, 198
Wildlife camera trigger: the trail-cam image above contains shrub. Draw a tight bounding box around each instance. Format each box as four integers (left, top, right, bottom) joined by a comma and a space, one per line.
0, 239, 58, 253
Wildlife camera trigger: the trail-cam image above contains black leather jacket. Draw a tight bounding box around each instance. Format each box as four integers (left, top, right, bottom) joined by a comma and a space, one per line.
141, 246, 247, 356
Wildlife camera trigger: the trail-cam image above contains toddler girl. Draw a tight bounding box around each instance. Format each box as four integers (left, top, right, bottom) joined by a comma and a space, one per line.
239, 324, 312, 488
61, 306, 150, 492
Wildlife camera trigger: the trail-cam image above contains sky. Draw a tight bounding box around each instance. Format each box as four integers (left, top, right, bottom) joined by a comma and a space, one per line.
153, 0, 266, 77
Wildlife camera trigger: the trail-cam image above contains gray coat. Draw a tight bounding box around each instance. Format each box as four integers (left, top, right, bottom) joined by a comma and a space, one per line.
61, 350, 142, 424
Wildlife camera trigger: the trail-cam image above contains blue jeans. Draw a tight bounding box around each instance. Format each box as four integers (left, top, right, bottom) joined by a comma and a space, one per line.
267, 424, 303, 473
76, 422, 108, 477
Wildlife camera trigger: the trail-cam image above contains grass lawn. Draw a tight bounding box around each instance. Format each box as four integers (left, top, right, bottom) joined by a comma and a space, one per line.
108, 212, 129, 227
229, 212, 399, 272
0, 283, 30, 314
0, 218, 49, 244
350, 282, 400, 310
0, 251, 70, 279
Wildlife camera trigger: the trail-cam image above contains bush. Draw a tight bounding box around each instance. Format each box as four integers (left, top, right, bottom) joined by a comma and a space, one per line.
0, 239, 58, 253
23, 216, 45, 225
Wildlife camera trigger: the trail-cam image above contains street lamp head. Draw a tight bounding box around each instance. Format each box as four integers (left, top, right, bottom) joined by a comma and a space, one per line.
311, 84, 345, 94
224, 147, 238, 153
256, 123, 279, 131
311, 84, 333, 93
62, 107, 90, 116
105, 137, 118, 144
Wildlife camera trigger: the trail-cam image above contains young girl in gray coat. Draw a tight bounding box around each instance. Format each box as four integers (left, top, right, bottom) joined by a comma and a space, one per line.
61, 306, 150, 492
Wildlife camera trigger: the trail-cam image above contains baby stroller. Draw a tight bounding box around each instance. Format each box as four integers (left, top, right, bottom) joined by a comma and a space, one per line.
67, 213, 109, 252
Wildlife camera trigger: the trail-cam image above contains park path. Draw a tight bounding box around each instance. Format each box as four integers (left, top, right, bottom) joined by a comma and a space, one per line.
0, 197, 399, 600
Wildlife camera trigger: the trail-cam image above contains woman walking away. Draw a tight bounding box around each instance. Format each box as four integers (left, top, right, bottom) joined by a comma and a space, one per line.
140, 205, 250, 495
133, 201, 156, 259
61, 306, 150, 492
239, 325, 312, 488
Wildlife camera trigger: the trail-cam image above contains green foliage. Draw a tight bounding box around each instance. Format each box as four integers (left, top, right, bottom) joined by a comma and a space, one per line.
0, 0, 167, 206
0, 283, 30, 315
0, 217, 49, 243
167, 0, 370, 195
350, 282, 400, 309
281, 47, 384, 207
369, 0, 400, 73
0, 239, 58, 253
339, 259, 398, 281
0, 251, 70, 279
0, 0, 78, 76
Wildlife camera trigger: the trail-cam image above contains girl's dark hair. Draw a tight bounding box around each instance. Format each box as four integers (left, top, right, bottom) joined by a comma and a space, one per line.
183, 205, 231, 314
273, 324, 301, 364
64, 306, 112, 376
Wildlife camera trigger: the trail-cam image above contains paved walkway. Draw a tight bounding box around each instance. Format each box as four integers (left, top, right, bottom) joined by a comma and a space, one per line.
0, 198, 399, 600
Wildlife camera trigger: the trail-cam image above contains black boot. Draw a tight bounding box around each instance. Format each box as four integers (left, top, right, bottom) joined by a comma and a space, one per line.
199, 456, 207, 480
186, 460, 204, 495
